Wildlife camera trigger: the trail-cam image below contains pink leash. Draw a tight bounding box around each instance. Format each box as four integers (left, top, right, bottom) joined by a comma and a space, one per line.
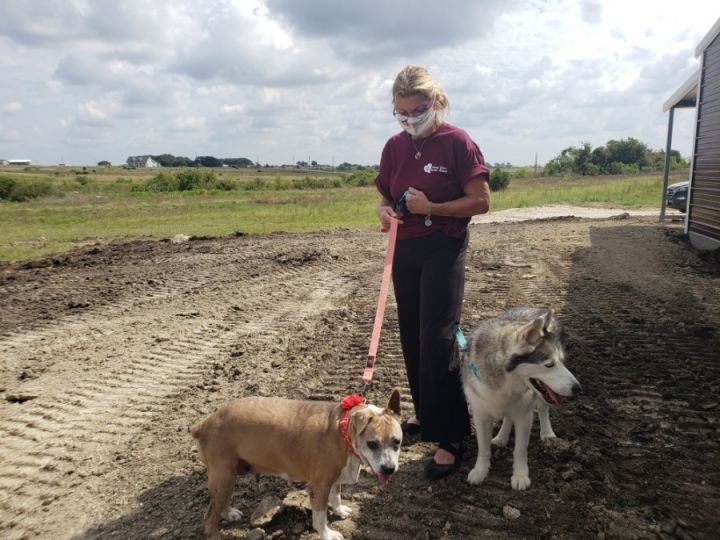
362, 217, 399, 385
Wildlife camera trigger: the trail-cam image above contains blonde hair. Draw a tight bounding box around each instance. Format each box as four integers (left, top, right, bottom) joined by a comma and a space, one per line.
392, 65, 449, 118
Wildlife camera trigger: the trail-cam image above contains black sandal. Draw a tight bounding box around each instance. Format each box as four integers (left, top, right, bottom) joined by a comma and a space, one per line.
424, 442, 464, 479
401, 419, 421, 436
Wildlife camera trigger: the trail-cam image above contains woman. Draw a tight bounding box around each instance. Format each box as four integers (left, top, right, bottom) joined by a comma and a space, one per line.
375, 65, 490, 479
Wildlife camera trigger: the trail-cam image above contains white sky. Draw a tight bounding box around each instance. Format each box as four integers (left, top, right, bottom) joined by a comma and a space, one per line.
0, 0, 716, 167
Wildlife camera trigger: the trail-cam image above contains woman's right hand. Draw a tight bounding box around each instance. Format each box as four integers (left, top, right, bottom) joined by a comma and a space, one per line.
378, 205, 400, 232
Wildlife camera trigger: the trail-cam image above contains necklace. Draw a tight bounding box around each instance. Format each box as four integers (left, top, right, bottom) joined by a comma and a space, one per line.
410, 124, 439, 159
412, 137, 429, 160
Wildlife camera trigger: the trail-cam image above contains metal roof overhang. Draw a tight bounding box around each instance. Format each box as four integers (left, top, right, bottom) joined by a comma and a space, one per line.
663, 70, 699, 111
695, 17, 720, 58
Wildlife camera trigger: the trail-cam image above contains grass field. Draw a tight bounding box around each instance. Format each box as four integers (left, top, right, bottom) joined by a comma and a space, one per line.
0, 166, 686, 262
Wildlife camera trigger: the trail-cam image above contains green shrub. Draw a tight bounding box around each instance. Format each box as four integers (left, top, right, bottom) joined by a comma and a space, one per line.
583, 163, 600, 176
489, 168, 511, 191
543, 154, 574, 176
0, 176, 17, 199
135, 172, 179, 192
175, 169, 217, 191
270, 177, 290, 190
214, 178, 238, 191
344, 168, 376, 187
132, 169, 226, 193
240, 177, 270, 190
0, 175, 55, 201
289, 176, 343, 189
606, 162, 640, 175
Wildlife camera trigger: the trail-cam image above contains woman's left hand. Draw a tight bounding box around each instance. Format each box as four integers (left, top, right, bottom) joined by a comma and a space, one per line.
405, 187, 431, 215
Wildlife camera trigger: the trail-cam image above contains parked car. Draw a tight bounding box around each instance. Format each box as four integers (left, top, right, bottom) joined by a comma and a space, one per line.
666, 181, 689, 212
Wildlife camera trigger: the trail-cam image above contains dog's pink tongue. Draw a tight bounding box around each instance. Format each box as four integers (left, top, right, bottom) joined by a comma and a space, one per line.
536, 379, 562, 406
377, 474, 392, 486
545, 386, 562, 406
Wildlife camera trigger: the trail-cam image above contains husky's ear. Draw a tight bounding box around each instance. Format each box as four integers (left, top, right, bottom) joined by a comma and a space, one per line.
520, 316, 545, 347
542, 308, 559, 334
386, 388, 401, 416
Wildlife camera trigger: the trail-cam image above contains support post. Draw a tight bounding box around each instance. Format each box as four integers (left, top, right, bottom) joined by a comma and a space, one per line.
660, 107, 675, 221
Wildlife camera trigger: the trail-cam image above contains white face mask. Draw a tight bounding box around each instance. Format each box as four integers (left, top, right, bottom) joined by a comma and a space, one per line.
398, 106, 436, 137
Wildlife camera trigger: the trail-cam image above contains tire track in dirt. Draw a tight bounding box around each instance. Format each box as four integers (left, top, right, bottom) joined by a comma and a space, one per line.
345, 220, 719, 539
291, 223, 586, 539
2, 220, 719, 539
0, 264, 258, 353
0, 241, 360, 539
555, 223, 720, 538
0, 241, 356, 385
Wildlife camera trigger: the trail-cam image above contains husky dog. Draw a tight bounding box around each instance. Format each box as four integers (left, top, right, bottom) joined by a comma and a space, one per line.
490, 400, 558, 448
461, 307, 581, 490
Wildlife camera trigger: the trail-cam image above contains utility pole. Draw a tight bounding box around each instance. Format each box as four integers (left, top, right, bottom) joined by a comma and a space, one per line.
534, 152, 538, 177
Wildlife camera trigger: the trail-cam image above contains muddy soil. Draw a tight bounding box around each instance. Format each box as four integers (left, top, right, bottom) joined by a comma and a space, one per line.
1, 215, 719, 540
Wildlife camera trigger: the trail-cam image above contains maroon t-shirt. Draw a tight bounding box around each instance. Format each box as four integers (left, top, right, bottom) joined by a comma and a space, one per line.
375, 122, 489, 240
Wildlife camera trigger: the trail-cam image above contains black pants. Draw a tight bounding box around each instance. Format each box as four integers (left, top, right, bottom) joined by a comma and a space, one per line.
392, 230, 471, 443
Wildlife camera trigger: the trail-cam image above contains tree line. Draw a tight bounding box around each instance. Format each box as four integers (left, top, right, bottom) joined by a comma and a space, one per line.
98, 138, 686, 178
543, 138, 687, 176
148, 154, 257, 168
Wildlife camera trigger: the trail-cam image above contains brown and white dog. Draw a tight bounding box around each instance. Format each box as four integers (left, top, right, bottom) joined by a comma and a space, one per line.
191, 390, 403, 540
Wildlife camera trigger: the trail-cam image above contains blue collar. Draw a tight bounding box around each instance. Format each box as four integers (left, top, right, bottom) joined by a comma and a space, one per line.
456, 327, 480, 380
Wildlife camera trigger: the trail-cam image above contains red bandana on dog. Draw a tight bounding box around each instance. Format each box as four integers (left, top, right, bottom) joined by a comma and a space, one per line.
338, 394, 366, 457
341, 394, 366, 410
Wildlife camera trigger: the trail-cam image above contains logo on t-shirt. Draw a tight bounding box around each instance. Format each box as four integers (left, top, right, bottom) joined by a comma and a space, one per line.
423, 162, 448, 174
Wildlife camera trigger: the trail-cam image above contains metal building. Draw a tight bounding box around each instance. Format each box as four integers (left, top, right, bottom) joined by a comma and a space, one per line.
663, 17, 720, 250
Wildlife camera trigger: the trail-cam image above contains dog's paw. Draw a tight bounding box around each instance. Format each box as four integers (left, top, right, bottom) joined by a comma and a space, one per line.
320, 527, 345, 540
467, 466, 489, 485
511, 474, 531, 490
332, 504, 352, 519
540, 431, 557, 443
221, 506, 243, 522
491, 435, 509, 447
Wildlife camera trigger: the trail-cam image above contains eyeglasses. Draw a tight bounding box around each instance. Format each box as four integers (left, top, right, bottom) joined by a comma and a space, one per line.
392, 101, 434, 121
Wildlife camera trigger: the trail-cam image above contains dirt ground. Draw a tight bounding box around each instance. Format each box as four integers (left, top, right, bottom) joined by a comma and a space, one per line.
1, 210, 719, 540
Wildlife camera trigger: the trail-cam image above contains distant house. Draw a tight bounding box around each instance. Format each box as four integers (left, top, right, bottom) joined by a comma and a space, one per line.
0, 159, 8, 166
126, 155, 160, 168
8, 159, 32, 166
663, 16, 720, 250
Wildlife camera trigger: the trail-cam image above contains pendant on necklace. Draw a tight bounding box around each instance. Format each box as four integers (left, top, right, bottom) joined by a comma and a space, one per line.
414, 151, 421, 160
424, 217, 432, 227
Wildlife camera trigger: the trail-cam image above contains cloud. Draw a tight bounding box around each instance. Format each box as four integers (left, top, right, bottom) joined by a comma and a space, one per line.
0, 0, 179, 46
75, 95, 121, 127
263, 0, 519, 61
0, 0, 716, 166
168, 7, 339, 87
580, 0, 603, 24
171, 115, 206, 131
2, 101, 22, 113
54, 53, 105, 85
